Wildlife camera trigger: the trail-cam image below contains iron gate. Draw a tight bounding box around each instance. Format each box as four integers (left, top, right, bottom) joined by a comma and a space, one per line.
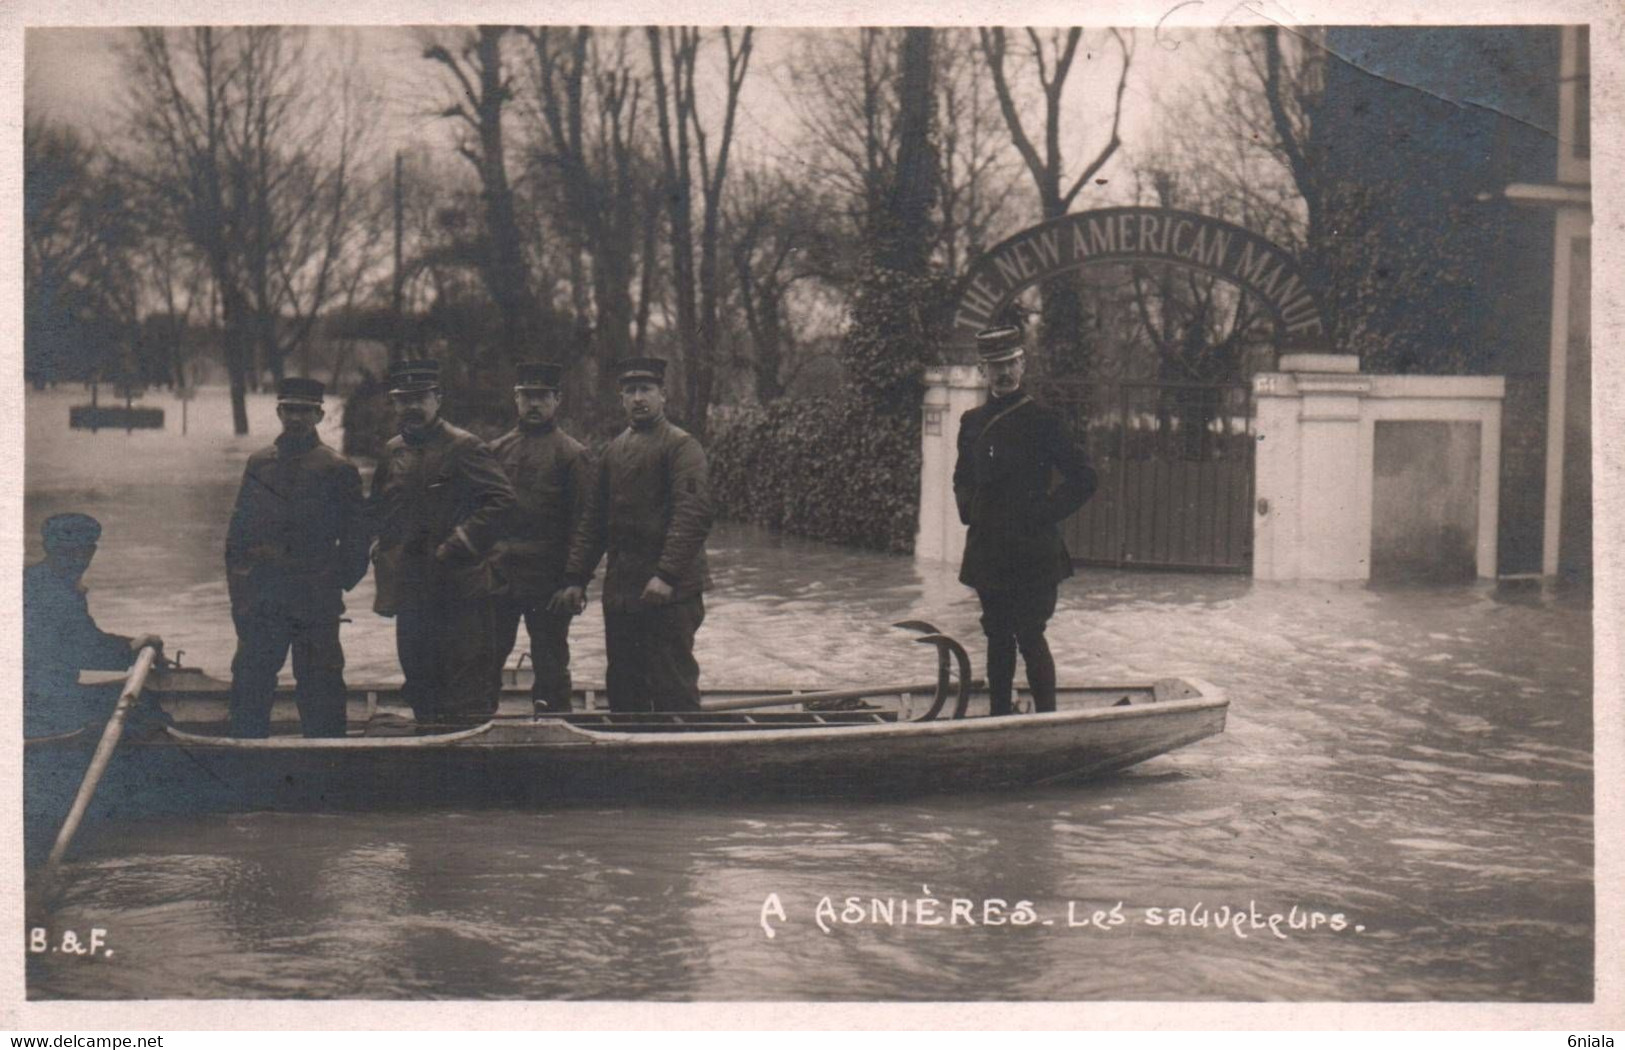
1052, 380, 1255, 573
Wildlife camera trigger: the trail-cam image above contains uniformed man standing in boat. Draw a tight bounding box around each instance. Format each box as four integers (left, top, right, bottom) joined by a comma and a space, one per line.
488, 361, 590, 713
225, 377, 370, 738
370, 360, 517, 730
23, 513, 163, 738
556, 357, 713, 713
954, 325, 1097, 716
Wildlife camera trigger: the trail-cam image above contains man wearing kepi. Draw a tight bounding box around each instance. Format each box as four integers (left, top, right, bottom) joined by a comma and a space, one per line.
488, 362, 590, 713
954, 325, 1097, 716
225, 378, 369, 738
556, 357, 713, 713
371, 360, 517, 730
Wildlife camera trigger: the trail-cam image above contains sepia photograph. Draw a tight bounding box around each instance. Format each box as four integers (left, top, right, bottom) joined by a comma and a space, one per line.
7, 0, 1620, 1028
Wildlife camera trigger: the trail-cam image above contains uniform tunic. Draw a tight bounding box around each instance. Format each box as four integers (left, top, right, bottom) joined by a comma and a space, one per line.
565, 415, 713, 712
225, 430, 369, 737
953, 391, 1097, 593
370, 417, 517, 727
953, 389, 1097, 714
488, 421, 590, 710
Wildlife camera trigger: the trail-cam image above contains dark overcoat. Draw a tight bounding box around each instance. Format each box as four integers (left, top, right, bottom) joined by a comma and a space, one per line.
225, 431, 370, 620
369, 418, 517, 612
953, 390, 1098, 593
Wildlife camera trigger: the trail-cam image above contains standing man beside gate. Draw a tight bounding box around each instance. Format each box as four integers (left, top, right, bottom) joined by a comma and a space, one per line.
954, 325, 1098, 716
555, 357, 713, 713
225, 378, 369, 738
370, 360, 517, 730
488, 362, 590, 713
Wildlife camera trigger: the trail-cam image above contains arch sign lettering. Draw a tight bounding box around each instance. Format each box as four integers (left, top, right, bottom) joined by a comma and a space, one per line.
950, 206, 1329, 354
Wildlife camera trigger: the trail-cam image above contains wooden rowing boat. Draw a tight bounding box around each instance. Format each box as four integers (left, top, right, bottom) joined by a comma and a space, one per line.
24, 628, 1228, 814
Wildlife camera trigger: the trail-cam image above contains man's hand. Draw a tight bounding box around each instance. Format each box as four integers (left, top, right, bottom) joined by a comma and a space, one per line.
129, 634, 163, 654
434, 540, 474, 565
641, 577, 674, 605
549, 586, 587, 616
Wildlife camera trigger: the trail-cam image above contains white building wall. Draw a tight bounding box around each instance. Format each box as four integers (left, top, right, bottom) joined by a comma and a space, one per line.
919, 356, 1505, 582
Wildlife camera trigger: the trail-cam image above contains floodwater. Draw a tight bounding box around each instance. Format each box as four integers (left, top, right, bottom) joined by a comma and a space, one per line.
22, 387, 1593, 1001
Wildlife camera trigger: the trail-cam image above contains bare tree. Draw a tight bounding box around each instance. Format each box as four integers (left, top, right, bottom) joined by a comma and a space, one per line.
725, 167, 845, 402
784, 28, 1016, 282
242, 36, 382, 385
980, 26, 1134, 378
120, 28, 253, 431
646, 25, 754, 432
24, 118, 144, 385
423, 25, 539, 367
783, 28, 898, 242
119, 27, 380, 432
935, 29, 1023, 276
521, 26, 658, 401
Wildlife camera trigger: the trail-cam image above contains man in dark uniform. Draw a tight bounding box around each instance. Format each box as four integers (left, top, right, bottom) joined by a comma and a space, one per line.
555, 357, 713, 713
953, 325, 1098, 716
225, 377, 370, 738
370, 360, 517, 730
488, 361, 590, 713
23, 514, 162, 738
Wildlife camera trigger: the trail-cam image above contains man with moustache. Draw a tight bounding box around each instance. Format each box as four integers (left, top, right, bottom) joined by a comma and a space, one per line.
487, 362, 590, 714
370, 360, 517, 730
954, 325, 1097, 716
225, 377, 370, 738
555, 358, 713, 713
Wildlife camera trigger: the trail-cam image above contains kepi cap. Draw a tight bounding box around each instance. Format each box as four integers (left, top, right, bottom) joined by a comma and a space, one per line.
975, 325, 1026, 363
615, 357, 667, 385
43, 512, 102, 550
389, 359, 441, 394
515, 362, 563, 391
276, 377, 326, 406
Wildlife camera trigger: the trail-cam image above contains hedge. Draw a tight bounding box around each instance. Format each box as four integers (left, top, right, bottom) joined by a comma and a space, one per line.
710, 395, 921, 554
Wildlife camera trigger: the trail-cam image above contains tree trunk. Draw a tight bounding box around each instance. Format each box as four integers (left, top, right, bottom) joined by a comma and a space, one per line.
221, 284, 252, 435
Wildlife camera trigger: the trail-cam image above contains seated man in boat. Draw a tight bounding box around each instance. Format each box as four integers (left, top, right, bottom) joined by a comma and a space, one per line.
23, 513, 163, 738
953, 325, 1097, 716
370, 359, 517, 730
555, 357, 713, 713
225, 378, 371, 738
488, 361, 591, 714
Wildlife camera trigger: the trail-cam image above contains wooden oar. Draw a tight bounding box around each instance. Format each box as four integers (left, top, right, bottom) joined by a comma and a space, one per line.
35, 644, 161, 899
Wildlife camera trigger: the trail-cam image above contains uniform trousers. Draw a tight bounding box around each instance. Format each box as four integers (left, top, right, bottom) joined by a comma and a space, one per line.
397, 598, 499, 729
603, 596, 705, 713
975, 583, 1059, 715
493, 597, 574, 712
229, 602, 347, 738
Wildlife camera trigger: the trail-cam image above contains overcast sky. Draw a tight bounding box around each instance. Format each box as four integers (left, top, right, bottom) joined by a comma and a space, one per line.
25, 24, 1229, 210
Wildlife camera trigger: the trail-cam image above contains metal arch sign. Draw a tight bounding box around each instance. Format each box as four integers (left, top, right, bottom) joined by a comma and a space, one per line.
950, 207, 1329, 354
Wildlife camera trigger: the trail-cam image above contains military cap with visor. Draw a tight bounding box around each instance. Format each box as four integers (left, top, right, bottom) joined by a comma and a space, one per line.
276, 377, 326, 406
975, 325, 1026, 363
515, 362, 564, 391
388, 359, 442, 394
615, 357, 667, 385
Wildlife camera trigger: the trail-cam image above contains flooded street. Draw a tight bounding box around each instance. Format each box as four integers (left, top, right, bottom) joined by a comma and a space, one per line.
23, 388, 1593, 1001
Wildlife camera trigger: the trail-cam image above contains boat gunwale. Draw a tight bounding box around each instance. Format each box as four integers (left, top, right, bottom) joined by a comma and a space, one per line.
150, 680, 1227, 751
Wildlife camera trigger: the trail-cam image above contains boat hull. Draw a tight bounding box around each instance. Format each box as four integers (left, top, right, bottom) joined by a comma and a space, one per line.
26, 680, 1228, 815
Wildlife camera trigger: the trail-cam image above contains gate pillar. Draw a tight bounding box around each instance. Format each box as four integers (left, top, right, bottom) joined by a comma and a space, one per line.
916, 365, 987, 566
1253, 354, 1505, 581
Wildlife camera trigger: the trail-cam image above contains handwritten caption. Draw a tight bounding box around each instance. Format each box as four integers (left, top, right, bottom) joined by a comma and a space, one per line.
759, 887, 1366, 940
